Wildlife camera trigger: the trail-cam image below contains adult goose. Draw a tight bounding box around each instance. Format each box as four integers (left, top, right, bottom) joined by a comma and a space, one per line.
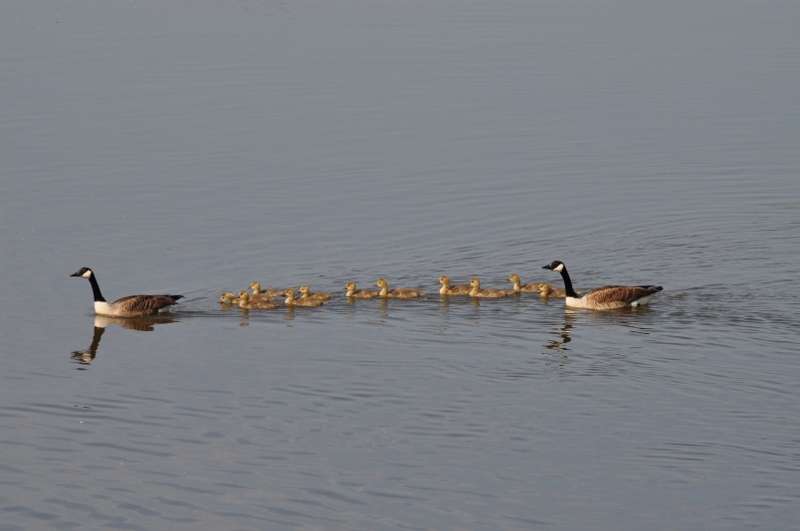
71, 267, 183, 317
542, 260, 662, 310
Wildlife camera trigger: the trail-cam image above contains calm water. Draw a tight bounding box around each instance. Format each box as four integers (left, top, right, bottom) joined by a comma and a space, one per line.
2, 1, 799, 529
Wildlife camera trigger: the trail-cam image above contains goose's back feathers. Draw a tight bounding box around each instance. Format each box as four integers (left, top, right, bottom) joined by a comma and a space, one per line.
98, 294, 183, 317
574, 285, 663, 309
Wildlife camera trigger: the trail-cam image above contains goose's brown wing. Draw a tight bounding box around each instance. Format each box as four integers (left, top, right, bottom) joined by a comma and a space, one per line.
586, 285, 662, 305
112, 294, 182, 316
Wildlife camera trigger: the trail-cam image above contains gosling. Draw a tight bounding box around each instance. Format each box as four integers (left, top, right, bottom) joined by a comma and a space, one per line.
239, 292, 279, 309
250, 281, 285, 297
508, 273, 548, 293
345, 282, 379, 299
375, 278, 424, 299
299, 285, 332, 301
469, 278, 515, 298
438, 275, 472, 296
284, 288, 325, 307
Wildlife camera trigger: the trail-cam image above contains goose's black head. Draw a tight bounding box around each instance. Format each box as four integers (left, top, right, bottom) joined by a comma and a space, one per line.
71, 267, 94, 279
542, 261, 565, 272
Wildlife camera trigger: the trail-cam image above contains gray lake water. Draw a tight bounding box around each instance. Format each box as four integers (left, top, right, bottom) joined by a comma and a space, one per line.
2, 1, 799, 529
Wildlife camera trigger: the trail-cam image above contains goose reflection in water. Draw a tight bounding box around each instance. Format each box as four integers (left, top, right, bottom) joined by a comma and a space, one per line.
545, 312, 574, 353
70, 315, 179, 367
543, 306, 656, 356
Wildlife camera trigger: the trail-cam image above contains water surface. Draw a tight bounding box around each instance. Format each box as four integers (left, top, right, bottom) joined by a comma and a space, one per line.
1, 1, 799, 529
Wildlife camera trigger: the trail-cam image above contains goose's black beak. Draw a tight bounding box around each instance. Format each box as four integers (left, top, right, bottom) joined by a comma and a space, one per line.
70, 271, 80, 277
542, 264, 553, 270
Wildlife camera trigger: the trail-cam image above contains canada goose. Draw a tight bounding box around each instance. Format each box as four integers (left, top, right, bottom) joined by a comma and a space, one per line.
250, 281, 284, 297
239, 292, 279, 309
438, 275, 472, 295
542, 260, 662, 309
375, 278, 424, 299
299, 285, 332, 301
468, 278, 515, 298
284, 288, 324, 307
70, 267, 183, 317
345, 282, 379, 299
508, 273, 549, 293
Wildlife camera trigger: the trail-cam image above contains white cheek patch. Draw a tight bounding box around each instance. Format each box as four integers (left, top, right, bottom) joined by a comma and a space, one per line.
82, 270, 93, 279
553, 263, 564, 272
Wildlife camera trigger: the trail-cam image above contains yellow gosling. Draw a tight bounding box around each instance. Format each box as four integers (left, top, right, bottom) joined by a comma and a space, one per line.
284, 288, 325, 307
299, 285, 332, 301
508, 273, 548, 293
438, 275, 472, 296
469, 278, 516, 298
539, 283, 569, 298
375, 278, 424, 299
220, 292, 241, 304
345, 282, 379, 299
239, 292, 278, 309
250, 281, 285, 297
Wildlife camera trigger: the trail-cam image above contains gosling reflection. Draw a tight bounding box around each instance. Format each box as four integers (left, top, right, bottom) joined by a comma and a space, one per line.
70, 315, 179, 366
